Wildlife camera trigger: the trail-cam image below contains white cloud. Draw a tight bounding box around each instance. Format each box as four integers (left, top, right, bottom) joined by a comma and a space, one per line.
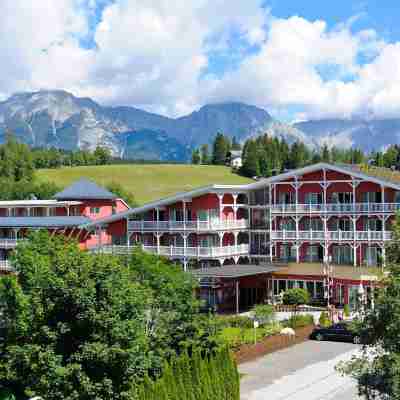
2, 1, 400, 121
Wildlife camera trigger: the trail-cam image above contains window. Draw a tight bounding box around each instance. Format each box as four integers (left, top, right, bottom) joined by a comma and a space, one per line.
361, 192, 382, 203
306, 281, 315, 298
279, 192, 294, 204
332, 245, 353, 265
339, 219, 352, 231
331, 192, 353, 204
364, 246, 379, 266
90, 207, 101, 214
278, 280, 287, 294
316, 281, 324, 299
306, 245, 321, 262
303, 218, 323, 230
305, 193, 322, 204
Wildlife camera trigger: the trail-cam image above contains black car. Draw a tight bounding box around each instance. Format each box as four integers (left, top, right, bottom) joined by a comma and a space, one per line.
310, 322, 361, 344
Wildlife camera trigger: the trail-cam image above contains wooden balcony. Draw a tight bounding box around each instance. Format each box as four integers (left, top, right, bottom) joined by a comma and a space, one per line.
0, 238, 22, 248
270, 203, 400, 214
271, 230, 392, 242
95, 244, 250, 259
128, 219, 249, 232
0, 260, 14, 272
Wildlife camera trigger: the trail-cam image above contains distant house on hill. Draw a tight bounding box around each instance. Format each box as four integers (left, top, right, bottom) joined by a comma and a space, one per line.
228, 150, 243, 169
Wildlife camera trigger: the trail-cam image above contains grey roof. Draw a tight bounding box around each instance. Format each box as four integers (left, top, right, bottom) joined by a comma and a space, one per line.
54, 179, 117, 200
191, 264, 281, 279
0, 216, 90, 228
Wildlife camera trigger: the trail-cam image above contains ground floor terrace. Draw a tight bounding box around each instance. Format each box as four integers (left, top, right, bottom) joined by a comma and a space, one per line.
193, 262, 379, 313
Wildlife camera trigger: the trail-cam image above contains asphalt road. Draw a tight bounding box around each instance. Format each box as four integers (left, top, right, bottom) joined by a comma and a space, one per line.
240, 340, 362, 400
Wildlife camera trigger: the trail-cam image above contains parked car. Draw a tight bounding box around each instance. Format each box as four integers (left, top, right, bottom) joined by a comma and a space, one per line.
310, 322, 362, 344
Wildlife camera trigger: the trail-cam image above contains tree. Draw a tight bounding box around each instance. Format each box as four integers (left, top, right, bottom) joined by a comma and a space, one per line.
231, 136, 241, 151
0, 136, 34, 182
200, 144, 210, 165
0, 232, 219, 400
93, 146, 112, 165
241, 140, 259, 178
383, 145, 398, 169
212, 133, 230, 165
106, 181, 137, 208
339, 215, 400, 399
282, 288, 310, 307
321, 144, 331, 162
191, 149, 201, 164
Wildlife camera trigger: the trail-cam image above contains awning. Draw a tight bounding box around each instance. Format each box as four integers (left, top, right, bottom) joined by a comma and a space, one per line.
191, 264, 282, 279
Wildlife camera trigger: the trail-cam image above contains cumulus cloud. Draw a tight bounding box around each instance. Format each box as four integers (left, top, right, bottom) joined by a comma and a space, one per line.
2, 0, 400, 120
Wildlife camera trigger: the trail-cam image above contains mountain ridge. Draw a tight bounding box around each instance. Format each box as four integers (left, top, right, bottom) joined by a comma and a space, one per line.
0, 89, 399, 160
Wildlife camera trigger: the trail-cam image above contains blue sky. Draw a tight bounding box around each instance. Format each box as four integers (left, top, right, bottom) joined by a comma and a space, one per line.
2, 0, 400, 121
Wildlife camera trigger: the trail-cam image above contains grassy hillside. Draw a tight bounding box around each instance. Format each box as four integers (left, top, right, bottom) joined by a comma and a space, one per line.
37, 164, 253, 205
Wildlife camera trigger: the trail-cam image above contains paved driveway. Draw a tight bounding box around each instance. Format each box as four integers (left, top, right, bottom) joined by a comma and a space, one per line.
240, 341, 362, 400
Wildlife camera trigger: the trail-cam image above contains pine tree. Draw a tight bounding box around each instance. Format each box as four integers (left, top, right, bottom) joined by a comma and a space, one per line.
212, 133, 230, 165
321, 144, 330, 163
241, 140, 259, 177
191, 149, 201, 164
231, 136, 241, 150
200, 144, 210, 165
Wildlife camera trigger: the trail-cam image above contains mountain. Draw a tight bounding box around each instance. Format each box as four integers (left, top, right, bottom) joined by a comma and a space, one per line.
294, 119, 400, 152
2, 90, 399, 160
0, 90, 272, 161
172, 102, 272, 147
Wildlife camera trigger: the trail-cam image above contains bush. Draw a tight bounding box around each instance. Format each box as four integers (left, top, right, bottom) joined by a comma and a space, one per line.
216, 315, 253, 329
282, 288, 310, 306
252, 304, 275, 325
285, 314, 314, 329
319, 311, 331, 327
343, 304, 350, 317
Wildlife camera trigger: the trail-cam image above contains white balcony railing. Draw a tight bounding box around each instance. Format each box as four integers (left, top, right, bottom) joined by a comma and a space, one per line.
271, 230, 393, 241
0, 238, 21, 248
128, 219, 249, 232
271, 203, 400, 214
94, 244, 250, 258
0, 260, 14, 272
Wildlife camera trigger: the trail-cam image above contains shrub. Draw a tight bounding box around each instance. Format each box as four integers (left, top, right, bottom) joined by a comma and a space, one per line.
282, 288, 310, 306
343, 304, 350, 317
285, 314, 314, 329
252, 304, 275, 325
319, 311, 331, 327
217, 315, 253, 329
134, 347, 240, 400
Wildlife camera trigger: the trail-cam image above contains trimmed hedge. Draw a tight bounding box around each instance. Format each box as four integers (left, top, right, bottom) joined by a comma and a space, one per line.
285, 314, 314, 329
133, 347, 240, 400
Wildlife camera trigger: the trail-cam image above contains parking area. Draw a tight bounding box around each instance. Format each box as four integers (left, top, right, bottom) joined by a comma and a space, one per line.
240, 340, 362, 400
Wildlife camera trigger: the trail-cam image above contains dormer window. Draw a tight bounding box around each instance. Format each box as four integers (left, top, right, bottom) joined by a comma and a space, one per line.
90, 207, 101, 214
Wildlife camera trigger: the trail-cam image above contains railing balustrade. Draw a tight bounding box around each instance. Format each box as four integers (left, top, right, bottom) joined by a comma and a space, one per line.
0, 238, 22, 248
92, 244, 250, 258
270, 203, 400, 214
128, 219, 249, 231
270, 230, 393, 241
0, 260, 14, 272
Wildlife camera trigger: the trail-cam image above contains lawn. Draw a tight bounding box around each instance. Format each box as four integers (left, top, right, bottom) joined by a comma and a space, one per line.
37, 164, 253, 205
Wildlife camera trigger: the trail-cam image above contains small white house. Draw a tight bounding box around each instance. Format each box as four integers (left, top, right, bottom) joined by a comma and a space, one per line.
229, 150, 242, 169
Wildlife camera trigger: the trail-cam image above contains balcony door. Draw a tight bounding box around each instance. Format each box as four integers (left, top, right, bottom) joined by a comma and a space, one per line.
331, 192, 353, 204
305, 193, 322, 204
332, 245, 353, 265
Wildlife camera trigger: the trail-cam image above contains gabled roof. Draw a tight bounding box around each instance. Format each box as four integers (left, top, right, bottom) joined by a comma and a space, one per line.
0, 216, 90, 228
54, 179, 117, 201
